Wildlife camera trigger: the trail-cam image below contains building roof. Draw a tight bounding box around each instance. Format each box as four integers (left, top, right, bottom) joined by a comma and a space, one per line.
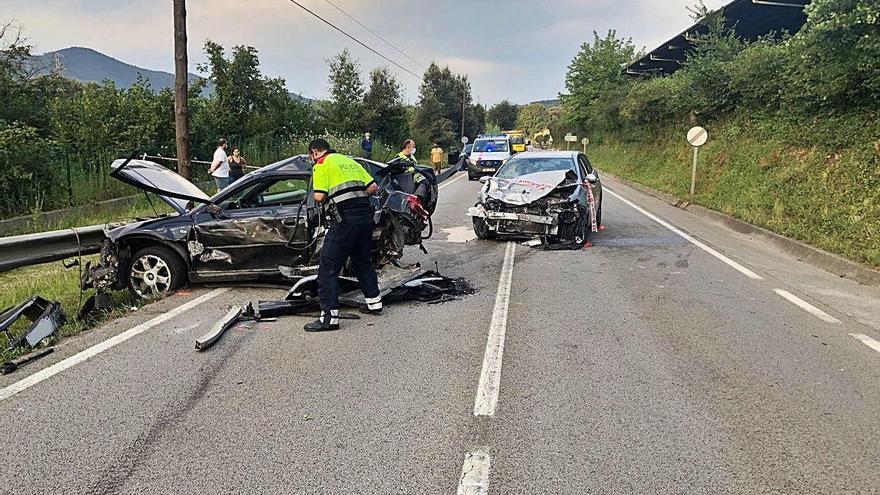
626, 0, 810, 77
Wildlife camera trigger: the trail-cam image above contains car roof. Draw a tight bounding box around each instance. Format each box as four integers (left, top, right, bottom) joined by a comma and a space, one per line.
509, 150, 579, 159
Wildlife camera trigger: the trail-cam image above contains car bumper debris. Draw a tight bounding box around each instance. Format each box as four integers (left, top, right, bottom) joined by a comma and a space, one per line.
0, 296, 66, 351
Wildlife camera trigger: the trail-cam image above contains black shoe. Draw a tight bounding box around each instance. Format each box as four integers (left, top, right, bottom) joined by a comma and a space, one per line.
359, 306, 383, 315
303, 319, 339, 332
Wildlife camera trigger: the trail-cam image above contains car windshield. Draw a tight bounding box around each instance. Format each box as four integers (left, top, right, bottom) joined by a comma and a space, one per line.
495, 157, 575, 179
509, 136, 525, 144
473, 139, 509, 153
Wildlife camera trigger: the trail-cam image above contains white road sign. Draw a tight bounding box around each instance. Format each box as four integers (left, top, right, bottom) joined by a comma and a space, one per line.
581, 138, 589, 146
687, 126, 708, 147
564, 135, 578, 143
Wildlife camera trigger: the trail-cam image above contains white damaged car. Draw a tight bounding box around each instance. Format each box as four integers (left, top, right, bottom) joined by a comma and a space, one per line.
467, 151, 603, 245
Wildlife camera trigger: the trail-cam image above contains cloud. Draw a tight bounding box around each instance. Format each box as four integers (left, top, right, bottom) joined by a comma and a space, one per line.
0, 0, 732, 103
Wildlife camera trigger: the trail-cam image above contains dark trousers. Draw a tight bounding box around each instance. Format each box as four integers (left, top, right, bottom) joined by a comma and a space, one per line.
318, 213, 380, 312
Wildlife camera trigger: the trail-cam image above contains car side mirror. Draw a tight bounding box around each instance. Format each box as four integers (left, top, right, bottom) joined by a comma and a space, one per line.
585, 173, 598, 183
207, 203, 226, 218
479, 176, 490, 184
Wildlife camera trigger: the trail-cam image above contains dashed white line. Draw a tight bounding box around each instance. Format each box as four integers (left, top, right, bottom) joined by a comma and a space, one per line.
473, 241, 516, 417
0, 288, 229, 402
849, 334, 880, 355
773, 289, 841, 324
457, 449, 491, 495
604, 187, 763, 280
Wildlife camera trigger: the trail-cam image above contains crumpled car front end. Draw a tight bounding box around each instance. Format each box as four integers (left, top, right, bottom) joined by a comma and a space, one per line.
467, 171, 589, 241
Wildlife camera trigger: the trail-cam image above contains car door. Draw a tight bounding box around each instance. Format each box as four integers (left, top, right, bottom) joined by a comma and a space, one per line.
189, 175, 315, 281
577, 154, 602, 206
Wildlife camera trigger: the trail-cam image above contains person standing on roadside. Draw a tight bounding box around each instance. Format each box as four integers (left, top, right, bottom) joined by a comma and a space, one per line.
228, 146, 247, 183
361, 132, 373, 160
395, 139, 418, 168
209, 138, 230, 191
430, 142, 444, 173
304, 138, 382, 332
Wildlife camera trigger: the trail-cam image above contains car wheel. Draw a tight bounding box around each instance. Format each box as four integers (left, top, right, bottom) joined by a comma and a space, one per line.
126, 246, 186, 299
468, 171, 476, 181
596, 199, 603, 227
473, 217, 495, 240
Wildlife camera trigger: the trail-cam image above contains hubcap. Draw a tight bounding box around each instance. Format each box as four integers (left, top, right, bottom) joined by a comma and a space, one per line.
130, 254, 172, 298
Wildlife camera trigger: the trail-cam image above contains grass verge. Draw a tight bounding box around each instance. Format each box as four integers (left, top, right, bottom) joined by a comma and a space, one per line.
589, 118, 880, 268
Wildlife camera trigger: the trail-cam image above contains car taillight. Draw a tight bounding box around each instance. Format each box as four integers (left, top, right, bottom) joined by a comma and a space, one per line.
406, 194, 429, 218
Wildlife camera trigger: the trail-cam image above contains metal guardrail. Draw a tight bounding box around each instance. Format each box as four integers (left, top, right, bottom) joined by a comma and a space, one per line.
0, 225, 106, 273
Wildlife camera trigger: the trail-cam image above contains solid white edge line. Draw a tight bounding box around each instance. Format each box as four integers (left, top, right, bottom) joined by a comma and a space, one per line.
773, 289, 841, 324
0, 288, 229, 402
849, 334, 880, 354
473, 241, 516, 417
439, 171, 467, 190
603, 187, 764, 280
457, 449, 491, 495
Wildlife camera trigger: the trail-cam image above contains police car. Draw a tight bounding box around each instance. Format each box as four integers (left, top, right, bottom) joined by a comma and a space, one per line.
466, 134, 512, 180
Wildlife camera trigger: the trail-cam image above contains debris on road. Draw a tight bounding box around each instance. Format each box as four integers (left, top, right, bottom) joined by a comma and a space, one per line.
0, 296, 66, 350
205, 267, 475, 331
2, 347, 55, 375
195, 306, 243, 351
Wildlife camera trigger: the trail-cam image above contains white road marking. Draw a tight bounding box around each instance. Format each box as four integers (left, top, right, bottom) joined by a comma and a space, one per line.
0, 288, 229, 402
439, 172, 466, 190
457, 449, 491, 495
604, 187, 763, 280
443, 226, 478, 243
474, 241, 516, 416
773, 289, 841, 324
849, 334, 880, 355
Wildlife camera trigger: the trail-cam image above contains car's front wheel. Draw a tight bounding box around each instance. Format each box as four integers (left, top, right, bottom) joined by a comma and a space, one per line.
473, 216, 496, 240
126, 246, 186, 299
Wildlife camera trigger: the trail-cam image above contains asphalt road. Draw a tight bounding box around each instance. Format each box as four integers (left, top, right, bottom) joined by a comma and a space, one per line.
1, 170, 878, 494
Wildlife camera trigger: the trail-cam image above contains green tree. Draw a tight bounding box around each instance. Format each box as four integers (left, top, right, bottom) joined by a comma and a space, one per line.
196, 41, 302, 141
516, 103, 550, 136
560, 30, 639, 129
413, 63, 481, 147
362, 67, 408, 147
487, 100, 519, 130
324, 49, 364, 136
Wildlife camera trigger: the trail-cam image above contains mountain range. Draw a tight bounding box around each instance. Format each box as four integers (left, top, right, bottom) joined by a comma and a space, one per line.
32, 47, 205, 91
31, 46, 310, 101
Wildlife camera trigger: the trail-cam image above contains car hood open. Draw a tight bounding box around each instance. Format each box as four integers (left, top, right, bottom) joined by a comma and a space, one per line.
110, 158, 210, 214
485, 170, 570, 206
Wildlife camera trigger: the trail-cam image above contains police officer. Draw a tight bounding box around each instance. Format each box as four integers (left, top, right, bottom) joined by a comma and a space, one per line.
304, 139, 382, 332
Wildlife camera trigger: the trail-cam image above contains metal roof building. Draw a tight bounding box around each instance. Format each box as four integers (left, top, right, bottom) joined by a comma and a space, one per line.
626, 0, 811, 77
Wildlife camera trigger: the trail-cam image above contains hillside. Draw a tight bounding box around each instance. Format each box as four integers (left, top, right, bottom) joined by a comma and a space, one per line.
31, 47, 204, 90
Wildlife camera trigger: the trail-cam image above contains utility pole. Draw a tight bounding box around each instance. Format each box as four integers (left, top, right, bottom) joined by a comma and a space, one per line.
173, 0, 192, 180
460, 80, 466, 143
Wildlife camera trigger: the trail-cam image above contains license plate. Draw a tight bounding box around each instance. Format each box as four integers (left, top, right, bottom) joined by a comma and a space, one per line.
483, 168, 495, 172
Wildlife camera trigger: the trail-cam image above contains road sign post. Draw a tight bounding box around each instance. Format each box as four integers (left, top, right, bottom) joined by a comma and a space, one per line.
564, 134, 578, 151
686, 126, 708, 196
581, 137, 589, 154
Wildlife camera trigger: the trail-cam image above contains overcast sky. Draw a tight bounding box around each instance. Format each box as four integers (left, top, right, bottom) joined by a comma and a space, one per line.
3, 0, 728, 105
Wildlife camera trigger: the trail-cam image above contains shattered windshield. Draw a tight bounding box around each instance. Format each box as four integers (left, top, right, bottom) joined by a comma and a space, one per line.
473, 139, 509, 153
495, 157, 575, 179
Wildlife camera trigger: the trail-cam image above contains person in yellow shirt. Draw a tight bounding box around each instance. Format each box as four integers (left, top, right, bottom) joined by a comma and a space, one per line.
430, 142, 444, 173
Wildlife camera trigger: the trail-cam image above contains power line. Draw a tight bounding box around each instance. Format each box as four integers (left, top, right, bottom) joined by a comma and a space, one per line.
322, 0, 426, 70
285, 0, 422, 80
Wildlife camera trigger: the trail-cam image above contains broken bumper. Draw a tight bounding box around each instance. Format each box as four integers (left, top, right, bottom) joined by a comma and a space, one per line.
467, 205, 559, 235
